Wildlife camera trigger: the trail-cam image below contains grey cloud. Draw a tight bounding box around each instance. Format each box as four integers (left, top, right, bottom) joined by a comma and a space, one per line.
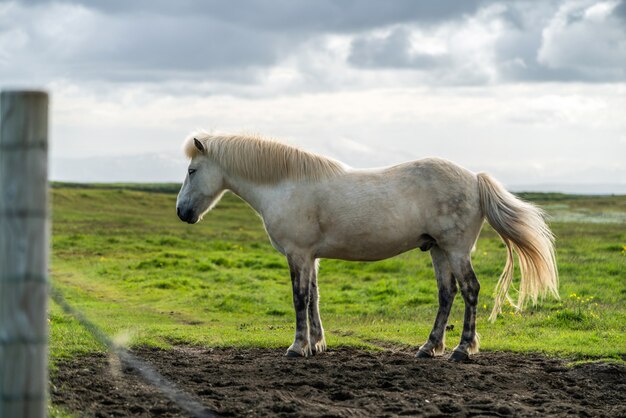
492, 1, 625, 82
613, 0, 626, 20
0, 4, 295, 84
2, 0, 624, 87
74, 17, 285, 81
496, 0, 561, 29
348, 27, 446, 69
492, 8, 588, 82
346, 1, 625, 83
23, 0, 484, 32
1, 0, 482, 85
535, 1, 626, 82
499, 61, 609, 83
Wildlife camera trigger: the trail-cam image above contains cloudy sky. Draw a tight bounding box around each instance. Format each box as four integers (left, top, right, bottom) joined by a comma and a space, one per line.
1, 0, 625, 191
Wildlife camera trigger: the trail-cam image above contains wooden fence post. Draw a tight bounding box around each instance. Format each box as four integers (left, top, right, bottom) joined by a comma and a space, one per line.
0, 91, 50, 418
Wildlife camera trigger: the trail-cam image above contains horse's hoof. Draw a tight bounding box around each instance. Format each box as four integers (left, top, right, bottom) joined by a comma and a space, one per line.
313, 339, 327, 355
448, 350, 469, 362
285, 349, 303, 358
416, 349, 434, 359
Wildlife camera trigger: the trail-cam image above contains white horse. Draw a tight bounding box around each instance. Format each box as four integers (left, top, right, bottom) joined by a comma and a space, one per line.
176, 132, 558, 361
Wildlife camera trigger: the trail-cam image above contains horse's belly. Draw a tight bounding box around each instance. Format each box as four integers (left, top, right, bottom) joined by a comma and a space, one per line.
316, 230, 422, 261
313, 196, 428, 261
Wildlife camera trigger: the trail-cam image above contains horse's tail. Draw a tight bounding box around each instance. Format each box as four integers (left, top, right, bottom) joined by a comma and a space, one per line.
476, 172, 559, 322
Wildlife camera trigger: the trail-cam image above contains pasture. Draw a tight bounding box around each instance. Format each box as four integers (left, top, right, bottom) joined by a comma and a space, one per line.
49, 184, 626, 416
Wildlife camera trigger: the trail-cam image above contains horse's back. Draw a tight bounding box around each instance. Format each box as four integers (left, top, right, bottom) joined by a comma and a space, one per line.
386, 157, 477, 192
344, 157, 481, 216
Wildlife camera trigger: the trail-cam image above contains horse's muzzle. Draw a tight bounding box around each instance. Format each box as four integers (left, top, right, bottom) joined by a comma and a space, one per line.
176, 206, 196, 224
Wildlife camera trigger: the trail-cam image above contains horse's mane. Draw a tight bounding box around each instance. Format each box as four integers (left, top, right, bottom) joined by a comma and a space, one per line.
183, 132, 346, 183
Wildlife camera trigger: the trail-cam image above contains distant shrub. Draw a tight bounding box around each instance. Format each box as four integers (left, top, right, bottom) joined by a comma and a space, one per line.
210, 256, 233, 267
135, 258, 179, 269
265, 308, 287, 316
196, 263, 215, 272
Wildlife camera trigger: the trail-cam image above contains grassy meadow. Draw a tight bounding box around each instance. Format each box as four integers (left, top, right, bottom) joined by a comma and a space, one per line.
49, 184, 626, 363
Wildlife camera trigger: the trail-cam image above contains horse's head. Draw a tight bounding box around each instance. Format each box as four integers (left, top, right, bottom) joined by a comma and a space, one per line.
176, 137, 225, 224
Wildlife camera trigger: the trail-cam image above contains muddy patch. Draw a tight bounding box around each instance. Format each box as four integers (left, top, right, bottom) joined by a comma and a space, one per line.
51, 347, 626, 417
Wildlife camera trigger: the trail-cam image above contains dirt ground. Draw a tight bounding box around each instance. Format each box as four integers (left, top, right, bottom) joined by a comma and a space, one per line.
51, 346, 626, 417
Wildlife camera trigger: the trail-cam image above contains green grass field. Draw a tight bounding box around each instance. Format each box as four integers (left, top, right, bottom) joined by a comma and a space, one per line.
49, 185, 626, 364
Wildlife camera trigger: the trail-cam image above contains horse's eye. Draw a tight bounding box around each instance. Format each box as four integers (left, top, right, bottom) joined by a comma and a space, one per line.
188, 168, 197, 175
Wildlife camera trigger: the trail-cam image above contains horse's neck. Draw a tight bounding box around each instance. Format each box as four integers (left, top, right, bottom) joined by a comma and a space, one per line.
223, 174, 276, 218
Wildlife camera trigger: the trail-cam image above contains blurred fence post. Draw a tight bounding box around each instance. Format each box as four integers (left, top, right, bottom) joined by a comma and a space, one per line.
0, 91, 50, 418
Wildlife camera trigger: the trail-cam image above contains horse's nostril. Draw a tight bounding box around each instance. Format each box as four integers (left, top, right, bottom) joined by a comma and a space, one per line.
176, 207, 182, 218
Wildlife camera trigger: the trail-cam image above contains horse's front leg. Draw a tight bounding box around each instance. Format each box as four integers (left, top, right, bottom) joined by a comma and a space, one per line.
286, 256, 313, 357
308, 260, 326, 354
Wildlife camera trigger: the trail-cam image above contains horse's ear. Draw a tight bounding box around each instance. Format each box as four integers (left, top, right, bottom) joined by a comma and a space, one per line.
193, 138, 205, 153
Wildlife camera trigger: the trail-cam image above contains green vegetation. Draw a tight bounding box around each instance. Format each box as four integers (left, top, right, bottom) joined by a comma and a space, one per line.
49, 186, 626, 363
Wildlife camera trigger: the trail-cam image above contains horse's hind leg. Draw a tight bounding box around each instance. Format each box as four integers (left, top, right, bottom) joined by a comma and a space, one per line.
308, 260, 326, 354
286, 255, 313, 357
417, 246, 457, 358
447, 251, 481, 362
